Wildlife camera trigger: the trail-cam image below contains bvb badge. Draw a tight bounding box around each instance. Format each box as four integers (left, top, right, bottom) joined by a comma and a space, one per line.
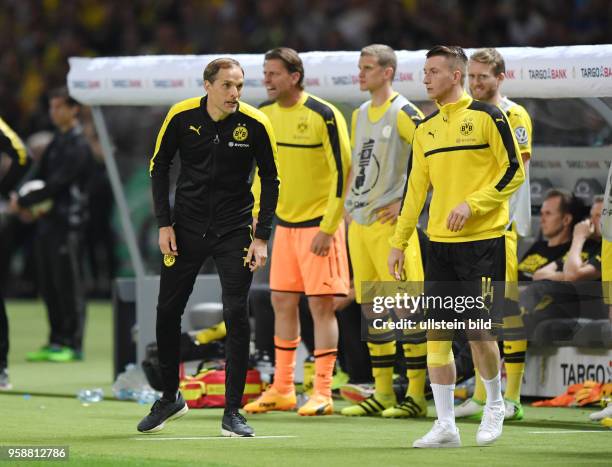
233, 124, 248, 141
459, 119, 474, 136
163, 254, 176, 267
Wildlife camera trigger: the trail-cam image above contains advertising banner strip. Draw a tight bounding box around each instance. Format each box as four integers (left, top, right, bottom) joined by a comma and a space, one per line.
68, 45, 612, 106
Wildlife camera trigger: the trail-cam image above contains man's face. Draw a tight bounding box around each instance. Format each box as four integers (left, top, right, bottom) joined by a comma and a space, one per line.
263, 59, 299, 101
49, 97, 76, 128
468, 60, 502, 102
205, 65, 244, 116
358, 54, 390, 93
591, 201, 603, 238
540, 196, 570, 239
423, 55, 458, 101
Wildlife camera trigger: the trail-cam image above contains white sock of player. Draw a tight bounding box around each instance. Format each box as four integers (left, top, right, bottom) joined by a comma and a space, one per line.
482, 372, 503, 407
432, 383, 456, 426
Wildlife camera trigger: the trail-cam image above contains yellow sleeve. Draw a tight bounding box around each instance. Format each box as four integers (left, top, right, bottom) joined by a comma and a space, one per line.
465, 111, 525, 216
350, 108, 358, 150
390, 133, 430, 250
251, 168, 261, 218
319, 107, 352, 234
508, 106, 533, 159
396, 102, 423, 144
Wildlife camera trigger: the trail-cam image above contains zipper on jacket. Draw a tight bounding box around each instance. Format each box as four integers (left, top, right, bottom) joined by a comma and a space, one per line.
207, 124, 220, 236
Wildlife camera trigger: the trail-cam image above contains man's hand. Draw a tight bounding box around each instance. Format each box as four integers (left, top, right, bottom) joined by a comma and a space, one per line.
388, 247, 405, 281
572, 219, 594, 241
376, 200, 401, 225
159, 226, 178, 256
245, 238, 267, 272
446, 201, 472, 232
8, 192, 20, 214
8, 192, 34, 223
343, 210, 352, 226
311, 230, 333, 256
533, 261, 560, 281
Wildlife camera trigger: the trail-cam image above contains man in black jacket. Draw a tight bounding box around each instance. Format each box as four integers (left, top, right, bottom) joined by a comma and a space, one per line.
10, 88, 93, 364
0, 116, 32, 389
137, 58, 279, 437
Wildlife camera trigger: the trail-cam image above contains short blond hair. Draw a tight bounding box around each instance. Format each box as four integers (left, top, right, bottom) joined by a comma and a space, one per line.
470, 48, 506, 76
426, 45, 467, 85
360, 44, 397, 79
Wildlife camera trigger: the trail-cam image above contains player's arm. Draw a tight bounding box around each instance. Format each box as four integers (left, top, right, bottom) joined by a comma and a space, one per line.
532, 261, 565, 281
388, 134, 429, 279
508, 107, 532, 163
318, 107, 351, 235
464, 109, 525, 217
251, 114, 279, 242
149, 106, 180, 255
149, 106, 180, 229
18, 138, 87, 208
342, 109, 359, 201
389, 133, 429, 250
563, 220, 600, 281
0, 118, 30, 197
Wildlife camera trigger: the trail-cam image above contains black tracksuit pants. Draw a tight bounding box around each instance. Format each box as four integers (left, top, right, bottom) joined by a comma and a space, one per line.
36, 226, 86, 352
156, 225, 253, 411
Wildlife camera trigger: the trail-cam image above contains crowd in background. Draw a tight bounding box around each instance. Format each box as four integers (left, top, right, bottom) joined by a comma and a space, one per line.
1, 0, 612, 136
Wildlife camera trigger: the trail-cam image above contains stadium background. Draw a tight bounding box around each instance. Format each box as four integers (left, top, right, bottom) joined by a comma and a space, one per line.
0, 1, 611, 465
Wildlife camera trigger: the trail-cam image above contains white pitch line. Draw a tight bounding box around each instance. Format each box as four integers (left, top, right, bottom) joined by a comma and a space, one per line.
528, 430, 610, 434
132, 435, 297, 441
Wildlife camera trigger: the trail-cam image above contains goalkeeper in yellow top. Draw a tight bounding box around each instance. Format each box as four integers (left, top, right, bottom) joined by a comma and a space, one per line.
245, 47, 351, 416
454, 48, 533, 422
340, 44, 428, 419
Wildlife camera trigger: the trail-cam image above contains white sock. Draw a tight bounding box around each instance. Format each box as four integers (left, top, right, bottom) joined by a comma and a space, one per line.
481, 372, 503, 407
431, 383, 455, 426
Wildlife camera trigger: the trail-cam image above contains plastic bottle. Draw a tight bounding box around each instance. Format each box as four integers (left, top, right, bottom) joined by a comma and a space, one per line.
77, 388, 104, 404
254, 350, 274, 384
136, 388, 159, 405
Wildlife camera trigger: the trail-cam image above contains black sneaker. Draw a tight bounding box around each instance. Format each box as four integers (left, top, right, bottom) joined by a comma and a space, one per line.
137, 393, 188, 433
221, 410, 255, 437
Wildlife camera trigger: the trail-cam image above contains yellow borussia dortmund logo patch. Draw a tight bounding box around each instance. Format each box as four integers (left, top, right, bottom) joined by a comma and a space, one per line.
233, 124, 248, 141
163, 254, 176, 267
459, 119, 474, 136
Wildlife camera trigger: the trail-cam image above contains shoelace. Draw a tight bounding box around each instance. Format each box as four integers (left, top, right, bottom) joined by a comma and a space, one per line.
426, 420, 449, 438
480, 407, 503, 431
149, 400, 163, 414
229, 411, 247, 424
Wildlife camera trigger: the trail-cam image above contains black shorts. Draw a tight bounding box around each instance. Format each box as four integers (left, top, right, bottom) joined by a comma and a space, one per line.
423, 237, 506, 328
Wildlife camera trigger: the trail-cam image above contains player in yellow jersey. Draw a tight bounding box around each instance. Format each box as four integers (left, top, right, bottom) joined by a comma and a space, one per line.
454, 48, 533, 421
603, 162, 612, 318
388, 45, 524, 448
339, 44, 428, 419
244, 48, 351, 416
0, 116, 32, 390
594, 163, 612, 426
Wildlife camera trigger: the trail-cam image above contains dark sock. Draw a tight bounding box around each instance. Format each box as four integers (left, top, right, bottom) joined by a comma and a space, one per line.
162, 391, 177, 402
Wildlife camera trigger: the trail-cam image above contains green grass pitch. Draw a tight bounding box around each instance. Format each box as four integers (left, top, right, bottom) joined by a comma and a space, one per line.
0, 300, 610, 466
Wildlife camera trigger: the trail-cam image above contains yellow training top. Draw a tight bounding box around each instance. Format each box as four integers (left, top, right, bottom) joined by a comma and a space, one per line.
390, 92, 525, 248
258, 92, 351, 234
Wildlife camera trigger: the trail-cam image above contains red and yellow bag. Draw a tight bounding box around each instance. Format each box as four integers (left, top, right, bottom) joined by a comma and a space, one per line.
180, 368, 263, 408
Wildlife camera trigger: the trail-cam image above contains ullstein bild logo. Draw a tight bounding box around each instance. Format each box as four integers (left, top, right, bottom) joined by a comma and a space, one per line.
528, 68, 567, 80
580, 66, 612, 78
